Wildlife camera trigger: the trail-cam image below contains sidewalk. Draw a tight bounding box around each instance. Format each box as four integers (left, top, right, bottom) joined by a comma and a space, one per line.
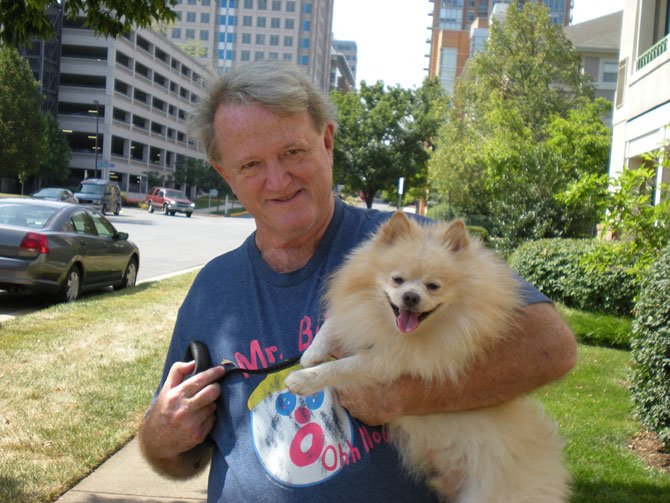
57, 438, 208, 502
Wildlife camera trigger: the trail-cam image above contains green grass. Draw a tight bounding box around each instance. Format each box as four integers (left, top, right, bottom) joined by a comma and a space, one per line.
0, 275, 667, 501
558, 303, 633, 349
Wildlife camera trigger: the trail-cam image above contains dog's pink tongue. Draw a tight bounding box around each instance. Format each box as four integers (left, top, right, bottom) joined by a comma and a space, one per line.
396, 309, 419, 333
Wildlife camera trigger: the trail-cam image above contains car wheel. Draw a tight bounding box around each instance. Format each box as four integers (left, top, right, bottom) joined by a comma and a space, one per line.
114, 205, 120, 216
59, 266, 81, 303
186, 212, 192, 218
147, 202, 154, 213
163, 204, 169, 215
169, 211, 176, 216
114, 258, 138, 290
101, 204, 107, 215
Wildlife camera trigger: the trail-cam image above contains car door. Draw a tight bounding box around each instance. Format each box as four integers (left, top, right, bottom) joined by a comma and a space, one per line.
70, 210, 108, 285
88, 211, 128, 282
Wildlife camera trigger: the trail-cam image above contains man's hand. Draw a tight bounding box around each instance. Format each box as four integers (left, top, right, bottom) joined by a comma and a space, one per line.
138, 360, 226, 478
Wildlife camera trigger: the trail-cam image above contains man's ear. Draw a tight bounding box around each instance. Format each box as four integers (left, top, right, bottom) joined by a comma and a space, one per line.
323, 123, 335, 154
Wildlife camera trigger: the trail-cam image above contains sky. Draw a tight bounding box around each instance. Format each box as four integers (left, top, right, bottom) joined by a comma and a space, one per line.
332, 0, 625, 89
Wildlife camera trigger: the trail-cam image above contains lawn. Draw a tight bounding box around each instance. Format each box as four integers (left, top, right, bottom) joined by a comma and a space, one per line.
0, 273, 667, 501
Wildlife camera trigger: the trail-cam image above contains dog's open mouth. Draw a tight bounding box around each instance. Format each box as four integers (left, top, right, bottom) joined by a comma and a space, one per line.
388, 299, 439, 334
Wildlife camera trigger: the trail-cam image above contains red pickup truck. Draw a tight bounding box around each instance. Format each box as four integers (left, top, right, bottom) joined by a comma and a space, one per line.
145, 187, 195, 218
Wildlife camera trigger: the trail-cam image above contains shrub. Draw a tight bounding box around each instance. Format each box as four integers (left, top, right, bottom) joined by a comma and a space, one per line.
508, 238, 637, 316
630, 244, 670, 448
426, 202, 455, 222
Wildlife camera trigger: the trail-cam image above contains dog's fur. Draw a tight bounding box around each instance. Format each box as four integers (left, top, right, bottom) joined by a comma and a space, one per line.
285, 212, 570, 502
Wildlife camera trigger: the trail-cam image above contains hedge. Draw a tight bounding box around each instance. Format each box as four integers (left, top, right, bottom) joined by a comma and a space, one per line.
508, 238, 637, 317
630, 244, 670, 448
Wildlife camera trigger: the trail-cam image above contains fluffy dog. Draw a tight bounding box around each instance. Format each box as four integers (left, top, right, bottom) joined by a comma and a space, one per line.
285, 212, 570, 502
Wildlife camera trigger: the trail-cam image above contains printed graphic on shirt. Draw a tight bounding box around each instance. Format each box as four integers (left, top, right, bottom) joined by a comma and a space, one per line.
248, 366, 354, 487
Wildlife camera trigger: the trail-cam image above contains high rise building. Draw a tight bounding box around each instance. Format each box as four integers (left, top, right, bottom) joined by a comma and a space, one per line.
332, 39, 358, 82
165, 0, 334, 93
428, 0, 572, 93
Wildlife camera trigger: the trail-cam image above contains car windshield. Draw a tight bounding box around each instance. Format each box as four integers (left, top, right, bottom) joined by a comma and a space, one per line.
34, 188, 61, 197
0, 203, 57, 228
77, 184, 105, 195
165, 189, 186, 198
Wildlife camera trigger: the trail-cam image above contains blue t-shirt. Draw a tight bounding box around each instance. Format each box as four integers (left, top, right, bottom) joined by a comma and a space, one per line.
157, 200, 549, 502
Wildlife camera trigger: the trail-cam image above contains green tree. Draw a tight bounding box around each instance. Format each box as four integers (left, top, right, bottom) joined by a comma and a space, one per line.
0, 46, 46, 186
0, 0, 177, 48
332, 79, 447, 209
429, 2, 604, 246
38, 113, 71, 185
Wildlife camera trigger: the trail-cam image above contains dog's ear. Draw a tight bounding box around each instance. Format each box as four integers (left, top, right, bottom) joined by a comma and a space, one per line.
378, 211, 413, 245
442, 219, 469, 252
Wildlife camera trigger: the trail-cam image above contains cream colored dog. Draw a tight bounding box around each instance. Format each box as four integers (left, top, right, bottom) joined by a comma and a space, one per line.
285, 212, 570, 502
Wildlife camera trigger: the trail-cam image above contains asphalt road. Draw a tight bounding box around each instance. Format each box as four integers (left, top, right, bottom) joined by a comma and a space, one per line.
0, 207, 257, 319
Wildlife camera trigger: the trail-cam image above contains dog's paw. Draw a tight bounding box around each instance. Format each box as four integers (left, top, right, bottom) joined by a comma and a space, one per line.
285, 369, 322, 396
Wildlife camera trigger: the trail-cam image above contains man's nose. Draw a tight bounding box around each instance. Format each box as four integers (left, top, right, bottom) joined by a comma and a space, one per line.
264, 158, 291, 190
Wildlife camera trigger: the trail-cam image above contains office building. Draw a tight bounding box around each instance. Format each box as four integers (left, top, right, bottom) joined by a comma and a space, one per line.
166, 0, 334, 93
332, 39, 357, 82
428, 0, 572, 93
610, 0, 669, 205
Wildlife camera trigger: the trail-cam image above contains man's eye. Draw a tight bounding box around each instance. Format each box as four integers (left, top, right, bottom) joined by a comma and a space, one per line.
240, 161, 259, 171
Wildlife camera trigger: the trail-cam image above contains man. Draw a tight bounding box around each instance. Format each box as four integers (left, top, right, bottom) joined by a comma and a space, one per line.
138, 61, 576, 501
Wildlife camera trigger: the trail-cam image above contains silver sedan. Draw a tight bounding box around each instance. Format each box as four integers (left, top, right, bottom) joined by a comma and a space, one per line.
0, 198, 139, 302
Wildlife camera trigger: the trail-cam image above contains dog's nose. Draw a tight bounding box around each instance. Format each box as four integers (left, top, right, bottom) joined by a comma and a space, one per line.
402, 291, 420, 308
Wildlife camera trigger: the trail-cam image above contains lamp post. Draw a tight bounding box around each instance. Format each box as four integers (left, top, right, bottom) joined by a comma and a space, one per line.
93, 100, 100, 179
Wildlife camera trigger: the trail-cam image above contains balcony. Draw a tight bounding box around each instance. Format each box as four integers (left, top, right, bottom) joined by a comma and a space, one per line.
636, 33, 669, 71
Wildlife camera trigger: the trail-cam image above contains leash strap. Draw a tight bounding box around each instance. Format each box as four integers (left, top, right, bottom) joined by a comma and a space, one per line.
184, 340, 301, 382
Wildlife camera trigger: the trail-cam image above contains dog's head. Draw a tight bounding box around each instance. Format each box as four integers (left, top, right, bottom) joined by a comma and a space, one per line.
374, 212, 470, 334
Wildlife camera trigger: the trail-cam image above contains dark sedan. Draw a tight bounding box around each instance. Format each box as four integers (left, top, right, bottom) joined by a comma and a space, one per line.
32, 187, 78, 204
0, 198, 139, 302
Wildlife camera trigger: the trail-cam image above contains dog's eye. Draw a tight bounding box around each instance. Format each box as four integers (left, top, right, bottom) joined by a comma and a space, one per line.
392, 276, 405, 285
426, 282, 440, 291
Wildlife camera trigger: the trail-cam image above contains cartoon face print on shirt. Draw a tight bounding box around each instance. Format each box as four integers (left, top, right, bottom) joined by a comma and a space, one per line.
248, 366, 354, 487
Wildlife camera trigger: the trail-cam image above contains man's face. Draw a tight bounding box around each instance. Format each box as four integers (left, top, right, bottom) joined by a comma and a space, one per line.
212, 102, 335, 245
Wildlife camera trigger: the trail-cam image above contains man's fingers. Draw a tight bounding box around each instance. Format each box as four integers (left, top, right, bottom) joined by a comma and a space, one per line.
163, 360, 196, 390
181, 365, 226, 398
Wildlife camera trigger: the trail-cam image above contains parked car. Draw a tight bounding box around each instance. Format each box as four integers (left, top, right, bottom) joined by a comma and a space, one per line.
32, 187, 78, 204
0, 198, 139, 302
145, 187, 195, 217
74, 179, 122, 215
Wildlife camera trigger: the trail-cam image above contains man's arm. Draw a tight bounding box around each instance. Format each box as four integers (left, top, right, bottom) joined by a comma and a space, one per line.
138, 361, 226, 479
335, 302, 577, 426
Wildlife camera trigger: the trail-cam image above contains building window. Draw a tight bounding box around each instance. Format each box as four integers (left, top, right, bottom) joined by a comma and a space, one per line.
286, 1, 295, 12
257, 16, 266, 27
200, 30, 209, 41
256, 34, 265, 44
257, 0, 267, 9
244, 0, 253, 8
301, 37, 309, 48
271, 17, 280, 28
241, 50, 251, 61
171, 28, 181, 38
270, 34, 279, 45
300, 55, 309, 65
303, 20, 311, 31
602, 61, 618, 83
615, 58, 627, 109
285, 19, 294, 29
186, 11, 196, 22
304, 2, 311, 13
283, 53, 292, 61
255, 51, 265, 60
242, 33, 251, 43
272, 0, 281, 10
284, 35, 293, 47
201, 13, 210, 23
185, 29, 195, 39
243, 15, 252, 26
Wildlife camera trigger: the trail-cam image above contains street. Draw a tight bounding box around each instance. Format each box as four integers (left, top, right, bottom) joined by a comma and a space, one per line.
0, 207, 257, 319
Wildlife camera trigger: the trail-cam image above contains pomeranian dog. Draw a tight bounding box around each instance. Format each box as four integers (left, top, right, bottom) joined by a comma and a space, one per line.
285, 212, 570, 503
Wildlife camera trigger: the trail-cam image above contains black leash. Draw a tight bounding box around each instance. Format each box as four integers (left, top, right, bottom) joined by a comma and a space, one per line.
184, 340, 301, 381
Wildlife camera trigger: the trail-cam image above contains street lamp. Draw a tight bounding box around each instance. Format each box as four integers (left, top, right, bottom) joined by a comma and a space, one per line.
93, 100, 100, 179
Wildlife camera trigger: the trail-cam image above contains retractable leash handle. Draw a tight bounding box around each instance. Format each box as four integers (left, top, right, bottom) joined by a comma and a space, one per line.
184, 340, 213, 378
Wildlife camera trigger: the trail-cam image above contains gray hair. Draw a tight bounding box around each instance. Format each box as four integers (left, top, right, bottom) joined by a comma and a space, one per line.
189, 61, 338, 164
